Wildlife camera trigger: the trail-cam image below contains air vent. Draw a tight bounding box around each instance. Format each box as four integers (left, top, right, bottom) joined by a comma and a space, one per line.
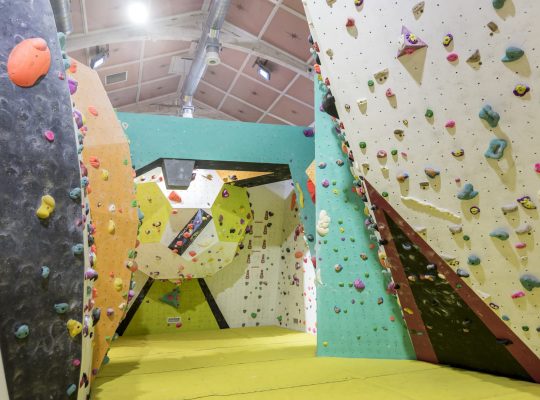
105, 71, 127, 85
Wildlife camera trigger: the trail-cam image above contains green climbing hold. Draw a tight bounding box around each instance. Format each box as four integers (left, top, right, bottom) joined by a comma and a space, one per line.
364, 272, 369, 278
160, 287, 180, 308
338, 219, 343, 224
382, 192, 389, 197
463, 235, 470, 241
277, 315, 282, 322
522, 325, 530, 332
425, 108, 434, 118
359, 142, 367, 149
123, 159, 128, 165
250, 312, 257, 318
391, 149, 398, 156
343, 256, 349, 261
368, 80, 374, 87
131, 200, 137, 207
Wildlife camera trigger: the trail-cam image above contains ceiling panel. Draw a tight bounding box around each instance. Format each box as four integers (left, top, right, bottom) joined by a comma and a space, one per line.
220, 47, 249, 69
108, 87, 138, 108
282, 0, 306, 15
230, 75, 280, 110
85, 0, 127, 31
151, 0, 204, 19
194, 81, 226, 110
226, 0, 275, 36
242, 56, 296, 91
107, 41, 142, 65
202, 63, 237, 92
262, 9, 311, 61
144, 40, 191, 58
269, 96, 313, 126
260, 115, 288, 125
139, 75, 182, 101
98, 63, 140, 90
141, 54, 181, 82
220, 97, 263, 122
286, 75, 314, 106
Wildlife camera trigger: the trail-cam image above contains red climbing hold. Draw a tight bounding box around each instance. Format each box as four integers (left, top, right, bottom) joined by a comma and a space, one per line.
168, 191, 182, 203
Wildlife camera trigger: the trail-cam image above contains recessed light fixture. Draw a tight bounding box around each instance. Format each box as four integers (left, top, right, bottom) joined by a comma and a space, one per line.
128, 2, 149, 24
90, 45, 109, 69
254, 58, 271, 81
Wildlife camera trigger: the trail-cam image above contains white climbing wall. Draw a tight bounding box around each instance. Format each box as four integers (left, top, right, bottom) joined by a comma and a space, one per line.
0, 347, 9, 400
304, 0, 540, 354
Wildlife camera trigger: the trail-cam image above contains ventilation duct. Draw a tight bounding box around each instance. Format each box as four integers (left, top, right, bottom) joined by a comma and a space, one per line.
180, 0, 232, 118
50, 0, 73, 34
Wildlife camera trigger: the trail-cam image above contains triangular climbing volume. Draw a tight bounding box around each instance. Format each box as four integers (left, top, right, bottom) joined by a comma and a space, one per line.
364, 179, 540, 382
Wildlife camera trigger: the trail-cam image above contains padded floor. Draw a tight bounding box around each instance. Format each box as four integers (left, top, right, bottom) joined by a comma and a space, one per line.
93, 327, 540, 400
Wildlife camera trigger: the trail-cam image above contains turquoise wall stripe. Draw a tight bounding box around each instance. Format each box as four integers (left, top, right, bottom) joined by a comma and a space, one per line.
314, 81, 415, 359
118, 112, 316, 253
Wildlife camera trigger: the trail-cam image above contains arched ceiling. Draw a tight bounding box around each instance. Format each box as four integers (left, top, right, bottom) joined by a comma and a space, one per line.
67, 0, 314, 125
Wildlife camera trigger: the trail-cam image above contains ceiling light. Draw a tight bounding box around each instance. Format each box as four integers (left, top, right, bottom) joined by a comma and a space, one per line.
90, 45, 109, 69
254, 58, 271, 81
128, 2, 149, 24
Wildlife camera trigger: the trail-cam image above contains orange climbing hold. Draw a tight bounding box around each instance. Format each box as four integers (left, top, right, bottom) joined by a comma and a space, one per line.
7, 38, 51, 87
89, 156, 100, 168
88, 106, 99, 116
290, 192, 297, 210
306, 178, 316, 203
69, 59, 78, 73
168, 191, 182, 203
294, 251, 304, 259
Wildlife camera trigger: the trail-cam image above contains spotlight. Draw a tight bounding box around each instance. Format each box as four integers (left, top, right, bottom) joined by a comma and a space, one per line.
90, 45, 109, 69
128, 2, 149, 24
254, 58, 271, 81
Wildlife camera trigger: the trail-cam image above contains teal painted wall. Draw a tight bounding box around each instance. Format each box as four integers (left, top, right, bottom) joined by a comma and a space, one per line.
314, 81, 415, 359
119, 113, 315, 253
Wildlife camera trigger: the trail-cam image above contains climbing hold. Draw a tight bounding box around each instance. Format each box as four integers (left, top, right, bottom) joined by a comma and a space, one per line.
322, 179, 330, 188
14, 324, 29, 339
89, 156, 100, 169
484, 138, 507, 160
54, 303, 69, 314
502, 46, 524, 62
457, 268, 470, 278
43, 130, 55, 142
535, 163, 540, 173
221, 189, 229, 198
92, 308, 101, 326
397, 26, 427, 57
36, 195, 55, 219
424, 167, 440, 179
412, 1, 425, 17
520, 274, 540, 291
72, 244, 84, 256
493, 0, 506, 9
113, 278, 123, 292
467, 50, 481, 63
346, 17, 355, 27
66, 319, 83, 338
88, 106, 98, 116
385, 88, 395, 98
325, 49, 334, 60
425, 108, 434, 118
445, 120, 456, 128
448, 224, 463, 234
489, 228, 509, 241
515, 242, 527, 249
517, 195, 536, 209
396, 172, 409, 182
511, 291, 525, 299
7, 38, 51, 87
107, 220, 115, 234
442, 33, 453, 47
501, 203, 518, 214
334, 264, 343, 273
515, 222, 532, 235
513, 84, 530, 97
334, 306, 341, 314
457, 183, 478, 200
303, 128, 314, 137
326, 0, 336, 6
318, 162, 327, 169
447, 53, 458, 62
359, 142, 367, 149
354, 279, 365, 290
463, 235, 470, 241
479, 105, 500, 128
377, 150, 387, 158
452, 149, 464, 157
468, 254, 481, 265
69, 187, 81, 200
85, 268, 98, 280
357, 98, 367, 110
317, 210, 331, 237
470, 206, 480, 215
68, 78, 78, 95
101, 169, 109, 181
373, 68, 389, 83
41, 266, 50, 279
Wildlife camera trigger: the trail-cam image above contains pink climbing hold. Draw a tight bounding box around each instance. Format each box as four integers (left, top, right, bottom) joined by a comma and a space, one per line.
445, 120, 456, 128
346, 17, 355, 27
377, 150, 387, 158
43, 130, 54, 142
447, 53, 458, 61
511, 291, 525, 299
385, 88, 395, 97
535, 163, 540, 173
515, 242, 527, 249
72, 359, 81, 367
354, 279, 365, 290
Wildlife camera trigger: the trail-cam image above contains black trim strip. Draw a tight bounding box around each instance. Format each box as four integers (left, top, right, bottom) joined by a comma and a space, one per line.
116, 277, 155, 336
197, 278, 229, 329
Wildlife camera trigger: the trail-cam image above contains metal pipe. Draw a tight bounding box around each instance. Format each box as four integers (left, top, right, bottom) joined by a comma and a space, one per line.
50, 0, 73, 35
180, 0, 231, 117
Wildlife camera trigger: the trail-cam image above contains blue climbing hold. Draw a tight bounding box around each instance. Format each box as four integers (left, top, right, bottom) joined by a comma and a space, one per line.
492, 0, 506, 9
457, 268, 470, 278
72, 243, 84, 256
479, 105, 500, 128
502, 46, 524, 62
520, 274, 540, 291
69, 187, 81, 200
468, 254, 481, 265
41, 266, 50, 279
484, 138, 507, 160
54, 303, 69, 314
14, 324, 29, 339
489, 228, 509, 241
457, 183, 478, 200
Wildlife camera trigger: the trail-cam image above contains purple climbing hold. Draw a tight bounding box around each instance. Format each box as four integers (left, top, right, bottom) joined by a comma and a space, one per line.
222, 189, 229, 198
303, 128, 315, 137
354, 279, 365, 290
322, 179, 330, 188
68, 78, 78, 95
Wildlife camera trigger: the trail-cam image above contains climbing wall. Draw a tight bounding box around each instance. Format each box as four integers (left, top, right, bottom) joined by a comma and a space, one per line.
305, 0, 540, 357
69, 63, 139, 377
276, 190, 317, 333
0, 1, 85, 398
313, 81, 415, 358
123, 280, 219, 336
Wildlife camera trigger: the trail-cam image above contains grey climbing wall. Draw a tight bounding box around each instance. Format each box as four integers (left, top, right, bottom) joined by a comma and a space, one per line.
0, 1, 84, 399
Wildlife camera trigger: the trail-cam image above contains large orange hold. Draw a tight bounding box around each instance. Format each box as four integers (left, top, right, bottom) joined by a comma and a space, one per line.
7, 38, 51, 87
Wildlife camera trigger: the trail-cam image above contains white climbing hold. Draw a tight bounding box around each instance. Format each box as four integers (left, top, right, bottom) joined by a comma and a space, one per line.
448, 224, 463, 234
515, 223, 532, 235
401, 196, 461, 221
317, 210, 331, 237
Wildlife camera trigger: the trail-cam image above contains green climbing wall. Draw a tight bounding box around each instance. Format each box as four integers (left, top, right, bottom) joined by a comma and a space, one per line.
124, 280, 219, 336
314, 81, 415, 359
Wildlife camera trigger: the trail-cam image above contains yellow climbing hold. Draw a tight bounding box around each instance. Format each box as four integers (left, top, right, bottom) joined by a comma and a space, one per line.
108, 219, 116, 234
114, 277, 123, 291
36, 195, 55, 219
403, 307, 414, 315
363, 205, 370, 216
101, 169, 109, 181
66, 319, 82, 338
295, 183, 304, 208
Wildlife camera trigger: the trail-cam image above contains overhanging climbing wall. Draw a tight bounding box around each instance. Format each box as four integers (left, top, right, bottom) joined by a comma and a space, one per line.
0, 1, 85, 398
305, 0, 540, 359
69, 63, 139, 378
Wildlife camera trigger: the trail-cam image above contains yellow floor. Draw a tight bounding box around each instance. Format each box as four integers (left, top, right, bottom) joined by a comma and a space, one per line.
93, 327, 540, 400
